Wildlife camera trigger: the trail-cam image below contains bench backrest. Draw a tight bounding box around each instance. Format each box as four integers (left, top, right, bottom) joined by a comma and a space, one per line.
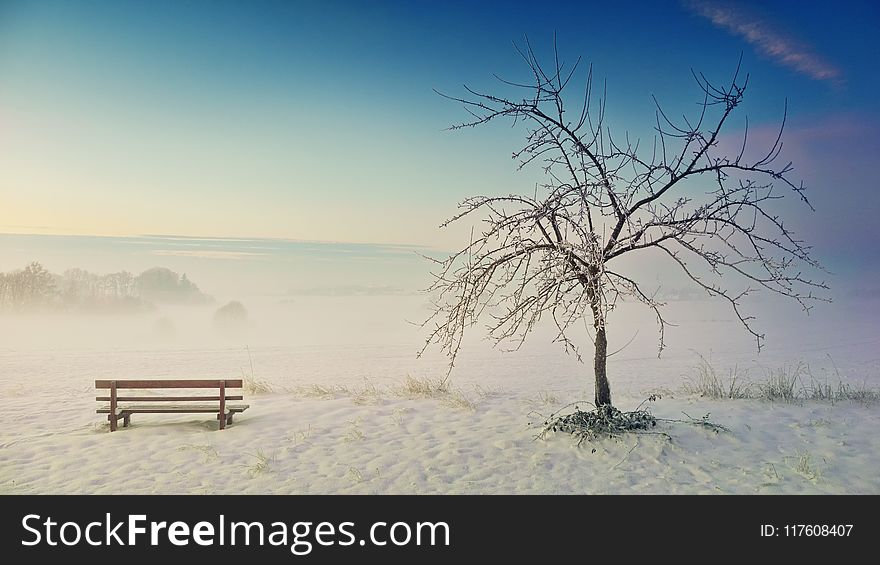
96, 379, 242, 390
95, 379, 244, 402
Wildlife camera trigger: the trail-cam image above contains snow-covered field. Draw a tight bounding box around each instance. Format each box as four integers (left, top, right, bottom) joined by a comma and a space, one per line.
1, 296, 878, 494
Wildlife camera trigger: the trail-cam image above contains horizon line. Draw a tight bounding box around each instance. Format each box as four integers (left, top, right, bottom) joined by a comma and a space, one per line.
0, 229, 439, 252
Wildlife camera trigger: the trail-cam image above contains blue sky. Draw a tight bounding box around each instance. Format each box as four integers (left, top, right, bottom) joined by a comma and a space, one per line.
1, 0, 878, 287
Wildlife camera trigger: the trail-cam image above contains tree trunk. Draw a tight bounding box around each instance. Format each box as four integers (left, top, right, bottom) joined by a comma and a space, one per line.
593, 324, 611, 407
585, 268, 612, 408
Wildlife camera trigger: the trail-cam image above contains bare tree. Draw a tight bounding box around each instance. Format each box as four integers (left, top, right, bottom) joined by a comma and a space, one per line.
0, 261, 57, 312
421, 42, 827, 408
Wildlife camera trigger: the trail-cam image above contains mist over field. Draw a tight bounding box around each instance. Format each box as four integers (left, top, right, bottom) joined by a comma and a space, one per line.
3, 234, 880, 496
1, 233, 878, 393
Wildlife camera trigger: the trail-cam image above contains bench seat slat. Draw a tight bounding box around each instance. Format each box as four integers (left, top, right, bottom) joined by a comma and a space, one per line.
96, 395, 244, 402
97, 404, 249, 414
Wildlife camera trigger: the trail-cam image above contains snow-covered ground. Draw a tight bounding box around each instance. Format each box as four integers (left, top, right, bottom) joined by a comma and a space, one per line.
1, 296, 878, 494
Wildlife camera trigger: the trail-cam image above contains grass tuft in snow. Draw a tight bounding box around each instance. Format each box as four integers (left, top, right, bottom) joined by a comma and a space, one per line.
240, 346, 275, 394
683, 354, 753, 399
296, 383, 351, 399
346, 466, 365, 484
799, 377, 880, 404
394, 375, 450, 398
759, 364, 802, 401
242, 449, 275, 477
343, 419, 365, 442
531, 390, 560, 406
242, 373, 275, 395
292, 375, 483, 411
177, 444, 219, 463
683, 355, 880, 404
394, 375, 477, 411
352, 379, 383, 405
390, 407, 409, 426
789, 450, 823, 481
440, 389, 477, 411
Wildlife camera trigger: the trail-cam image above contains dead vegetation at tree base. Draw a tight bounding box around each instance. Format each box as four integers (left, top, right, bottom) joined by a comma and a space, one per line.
538, 403, 657, 445
536, 395, 729, 446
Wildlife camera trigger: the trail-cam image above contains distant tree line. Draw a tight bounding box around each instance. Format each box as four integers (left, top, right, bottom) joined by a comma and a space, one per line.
0, 262, 212, 313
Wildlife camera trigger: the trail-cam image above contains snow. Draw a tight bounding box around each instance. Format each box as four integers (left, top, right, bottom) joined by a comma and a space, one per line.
1, 295, 878, 494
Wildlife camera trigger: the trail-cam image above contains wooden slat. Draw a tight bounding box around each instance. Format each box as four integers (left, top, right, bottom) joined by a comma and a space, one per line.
96, 396, 243, 402
95, 379, 243, 389
97, 404, 249, 414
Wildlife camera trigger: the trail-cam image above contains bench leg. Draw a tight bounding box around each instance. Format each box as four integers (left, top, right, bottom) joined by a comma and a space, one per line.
216, 412, 235, 429
107, 412, 128, 432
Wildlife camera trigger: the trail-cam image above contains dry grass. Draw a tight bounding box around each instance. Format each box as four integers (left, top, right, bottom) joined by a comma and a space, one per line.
789, 450, 823, 481
682, 354, 753, 399
177, 444, 219, 463
473, 383, 502, 399
352, 380, 383, 405
285, 425, 314, 446
761, 462, 782, 487
242, 373, 275, 395
799, 377, 880, 404
759, 364, 802, 401
390, 407, 409, 426
683, 355, 880, 404
294, 380, 383, 404
242, 449, 275, 477
295, 383, 352, 400
346, 466, 365, 484
240, 346, 275, 394
289, 375, 487, 411
343, 419, 365, 442
533, 390, 560, 406
394, 375, 476, 411
440, 389, 477, 411
394, 375, 451, 398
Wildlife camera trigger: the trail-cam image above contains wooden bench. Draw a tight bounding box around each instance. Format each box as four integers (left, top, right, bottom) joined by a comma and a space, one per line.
96, 379, 249, 432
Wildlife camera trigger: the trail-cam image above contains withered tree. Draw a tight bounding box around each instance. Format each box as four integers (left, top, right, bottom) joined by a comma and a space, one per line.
421, 43, 827, 408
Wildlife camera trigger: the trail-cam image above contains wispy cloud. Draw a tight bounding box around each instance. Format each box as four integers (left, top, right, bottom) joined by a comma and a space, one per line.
150, 249, 268, 260
684, 0, 841, 83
